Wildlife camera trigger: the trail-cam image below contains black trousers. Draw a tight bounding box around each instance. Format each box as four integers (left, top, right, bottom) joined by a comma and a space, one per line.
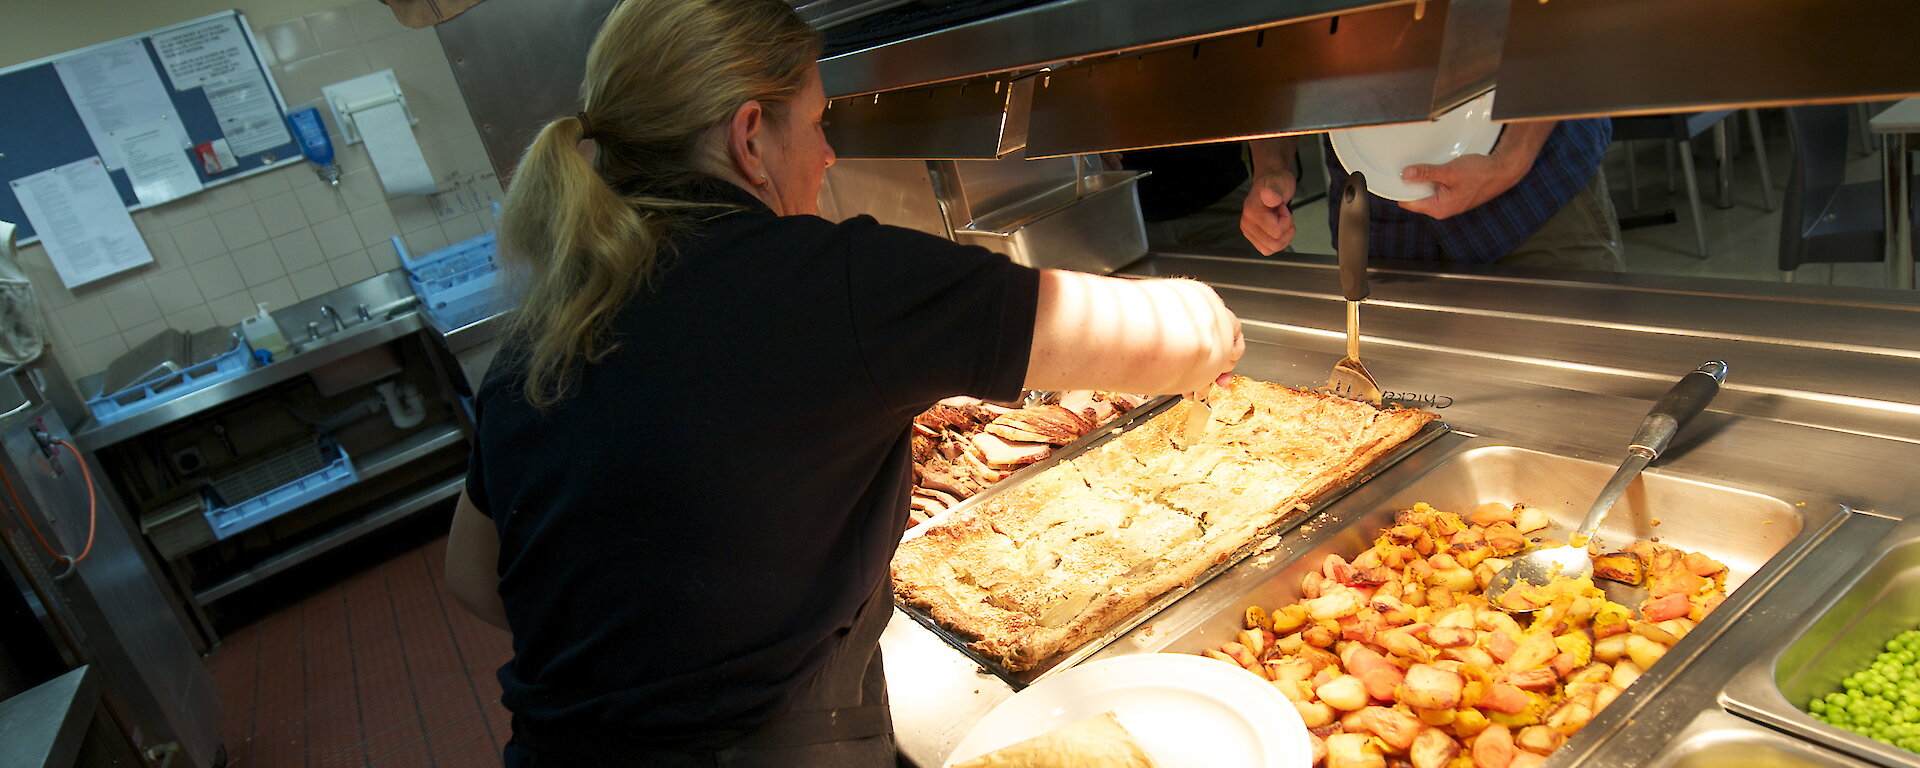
503, 583, 897, 767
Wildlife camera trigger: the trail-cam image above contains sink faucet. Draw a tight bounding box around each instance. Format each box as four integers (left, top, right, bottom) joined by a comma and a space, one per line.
320, 304, 345, 332
307, 321, 322, 341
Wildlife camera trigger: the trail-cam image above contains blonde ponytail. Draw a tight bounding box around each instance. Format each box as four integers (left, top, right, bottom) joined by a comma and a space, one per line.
497, 0, 819, 408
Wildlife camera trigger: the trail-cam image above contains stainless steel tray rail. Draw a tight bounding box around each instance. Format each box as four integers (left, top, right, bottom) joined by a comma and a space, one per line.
897, 413, 1452, 689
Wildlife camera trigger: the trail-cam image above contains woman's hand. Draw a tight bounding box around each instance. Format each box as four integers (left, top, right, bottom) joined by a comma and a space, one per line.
1027, 272, 1244, 397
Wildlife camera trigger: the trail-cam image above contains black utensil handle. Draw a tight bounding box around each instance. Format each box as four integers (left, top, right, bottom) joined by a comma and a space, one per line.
1338, 172, 1370, 302
1630, 361, 1729, 458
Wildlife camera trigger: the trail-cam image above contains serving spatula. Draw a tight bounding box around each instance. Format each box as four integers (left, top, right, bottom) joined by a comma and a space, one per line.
1328, 173, 1383, 406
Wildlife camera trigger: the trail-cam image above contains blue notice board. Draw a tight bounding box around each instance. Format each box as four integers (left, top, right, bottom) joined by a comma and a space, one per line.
0, 10, 299, 244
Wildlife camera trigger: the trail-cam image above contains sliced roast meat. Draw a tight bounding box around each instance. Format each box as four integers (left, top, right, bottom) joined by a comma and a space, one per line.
972, 432, 1051, 468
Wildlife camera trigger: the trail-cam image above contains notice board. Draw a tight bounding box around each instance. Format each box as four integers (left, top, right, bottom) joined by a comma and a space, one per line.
0, 10, 299, 244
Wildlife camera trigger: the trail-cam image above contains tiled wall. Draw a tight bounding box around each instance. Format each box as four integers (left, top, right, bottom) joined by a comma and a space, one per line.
12, 1, 502, 390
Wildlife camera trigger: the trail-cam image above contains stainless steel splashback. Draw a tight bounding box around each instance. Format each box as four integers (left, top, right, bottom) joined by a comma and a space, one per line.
434, 0, 617, 182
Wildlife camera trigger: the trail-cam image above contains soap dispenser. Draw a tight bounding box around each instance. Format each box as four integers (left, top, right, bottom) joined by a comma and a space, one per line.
240, 303, 290, 361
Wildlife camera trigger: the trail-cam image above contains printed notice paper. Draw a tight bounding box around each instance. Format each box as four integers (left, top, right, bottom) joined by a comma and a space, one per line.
10, 158, 154, 288
153, 16, 291, 157
111, 117, 203, 205
54, 39, 190, 170
151, 17, 251, 89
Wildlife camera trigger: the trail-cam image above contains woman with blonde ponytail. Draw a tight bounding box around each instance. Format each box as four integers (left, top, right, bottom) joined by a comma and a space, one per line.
444, 0, 1242, 765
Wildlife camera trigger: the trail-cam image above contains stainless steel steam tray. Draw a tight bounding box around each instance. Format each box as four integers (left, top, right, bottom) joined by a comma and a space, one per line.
895, 412, 1452, 690
899, 394, 1178, 542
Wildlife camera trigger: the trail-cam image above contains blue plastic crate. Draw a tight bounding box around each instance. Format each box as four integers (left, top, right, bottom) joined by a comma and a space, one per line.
204, 439, 358, 540
87, 335, 255, 426
412, 269, 509, 331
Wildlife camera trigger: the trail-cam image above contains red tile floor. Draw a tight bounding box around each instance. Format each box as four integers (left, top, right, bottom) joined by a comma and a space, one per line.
206, 532, 512, 767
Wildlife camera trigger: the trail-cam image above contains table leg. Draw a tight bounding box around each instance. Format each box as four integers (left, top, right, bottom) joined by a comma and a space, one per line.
1887, 133, 1913, 290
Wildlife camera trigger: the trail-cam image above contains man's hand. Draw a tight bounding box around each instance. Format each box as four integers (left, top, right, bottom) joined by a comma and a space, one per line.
1240, 171, 1298, 255
1396, 153, 1518, 219
1397, 120, 1557, 220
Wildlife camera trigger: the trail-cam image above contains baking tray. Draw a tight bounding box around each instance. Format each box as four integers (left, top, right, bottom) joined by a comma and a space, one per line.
895, 406, 1453, 689
900, 394, 1178, 542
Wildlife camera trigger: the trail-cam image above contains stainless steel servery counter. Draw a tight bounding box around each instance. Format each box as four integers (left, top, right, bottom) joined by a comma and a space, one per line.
883, 252, 1920, 767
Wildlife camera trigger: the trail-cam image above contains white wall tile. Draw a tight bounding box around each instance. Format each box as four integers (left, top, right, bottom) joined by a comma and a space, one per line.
347, 1, 408, 43
212, 205, 270, 250
312, 215, 362, 259
329, 249, 376, 286
274, 47, 371, 110
54, 298, 118, 345
336, 167, 387, 212
207, 291, 260, 325
189, 256, 246, 301
141, 227, 183, 271
121, 320, 170, 348
440, 211, 485, 243
167, 306, 217, 334
101, 282, 161, 330
295, 180, 349, 224
368, 241, 402, 273
249, 278, 298, 311
257, 191, 308, 238
233, 241, 286, 287
398, 224, 447, 260
390, 195, 439, 234
274, 230, 326, 273
290, 264, 338, 300
364, 27, 442, 77
306, 8, 358, 54
145, 269, 206, 317
72, 335, 129, 378
153, 195, 209, 228
349, 203, 400, 249
262, 17, 321, 69
170, 217, 229, 262
242, 168, 293, 199
204, 181, 255, 214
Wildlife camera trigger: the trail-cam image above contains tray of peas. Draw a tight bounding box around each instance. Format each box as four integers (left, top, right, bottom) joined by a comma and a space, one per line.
1807, 629, 1920, 751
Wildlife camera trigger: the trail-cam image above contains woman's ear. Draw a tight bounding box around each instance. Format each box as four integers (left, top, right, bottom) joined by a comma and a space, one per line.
726, 100, 768, 186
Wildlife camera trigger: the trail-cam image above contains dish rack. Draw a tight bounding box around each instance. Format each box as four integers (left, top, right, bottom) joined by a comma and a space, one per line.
392, 203, 509, 330
86, 334, 255, 426
202, 437, 358, 540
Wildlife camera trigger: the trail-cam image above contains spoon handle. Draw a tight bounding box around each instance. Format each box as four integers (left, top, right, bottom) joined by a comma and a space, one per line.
1629, 361, 1729, 457
1576, 361, 1730, 545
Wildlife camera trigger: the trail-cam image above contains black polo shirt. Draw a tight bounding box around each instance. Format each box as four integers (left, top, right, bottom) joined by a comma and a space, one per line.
465, 178, 1039, 741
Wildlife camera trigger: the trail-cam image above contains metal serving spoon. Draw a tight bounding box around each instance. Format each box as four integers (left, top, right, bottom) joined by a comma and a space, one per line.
1487, 361, 1729, 613
1328, 172, 1383, 406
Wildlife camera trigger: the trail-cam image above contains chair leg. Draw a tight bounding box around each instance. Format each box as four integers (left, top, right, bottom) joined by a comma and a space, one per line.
1855, 103, 1875, 157
1782, 269, 1796, 283
1746, 110, 1776, 211
1678, 139, 1710, 259
1665, 143, 1677, 192
1626, 140, 1640, 212
1713, 120, 1735, 209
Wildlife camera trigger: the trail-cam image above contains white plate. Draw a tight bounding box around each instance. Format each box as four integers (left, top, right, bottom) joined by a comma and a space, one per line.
1329, 90, 1504, 201
943, 653, 1311, 768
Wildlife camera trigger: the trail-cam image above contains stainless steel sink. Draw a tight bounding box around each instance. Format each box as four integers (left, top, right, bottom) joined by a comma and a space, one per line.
1644, 710, 1877, 768
1724, 514, 1920, 767
276, 273, 420, 357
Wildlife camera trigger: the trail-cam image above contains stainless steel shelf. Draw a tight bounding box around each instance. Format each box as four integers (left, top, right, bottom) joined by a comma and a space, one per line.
74, 311, 435, 452
195, 473, 464, 604
817, 0, 1409, 98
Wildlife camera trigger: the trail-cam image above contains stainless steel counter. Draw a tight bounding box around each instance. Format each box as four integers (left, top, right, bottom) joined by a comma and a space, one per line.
882, 252, 1920, 767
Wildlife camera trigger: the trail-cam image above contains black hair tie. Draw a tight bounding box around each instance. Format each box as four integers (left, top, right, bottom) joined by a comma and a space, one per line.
576, 111, 594, 141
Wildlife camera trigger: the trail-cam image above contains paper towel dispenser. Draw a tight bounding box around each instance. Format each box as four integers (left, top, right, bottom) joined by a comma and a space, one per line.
321, 70, 437, 195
